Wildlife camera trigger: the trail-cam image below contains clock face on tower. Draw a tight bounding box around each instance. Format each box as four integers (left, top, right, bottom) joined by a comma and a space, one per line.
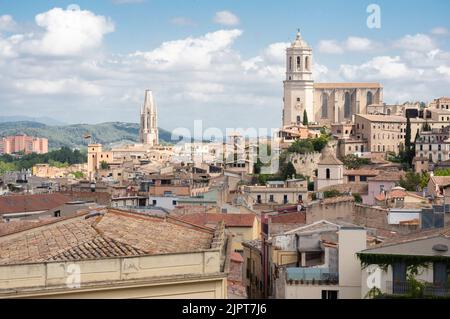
296, 102, 303, 110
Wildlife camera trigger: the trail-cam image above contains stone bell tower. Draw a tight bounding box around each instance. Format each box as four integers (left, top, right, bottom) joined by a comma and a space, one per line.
283, 30, 314, 126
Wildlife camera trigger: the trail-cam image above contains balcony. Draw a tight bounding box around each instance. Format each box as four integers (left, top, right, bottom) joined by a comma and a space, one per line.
385, 281, 450, 298
286, 267, 339, 285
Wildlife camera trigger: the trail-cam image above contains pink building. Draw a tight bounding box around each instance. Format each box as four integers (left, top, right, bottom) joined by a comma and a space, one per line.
0, 135, 48, 155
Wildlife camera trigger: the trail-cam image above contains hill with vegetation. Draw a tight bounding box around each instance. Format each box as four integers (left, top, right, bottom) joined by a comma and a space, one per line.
0, 121, 178, 149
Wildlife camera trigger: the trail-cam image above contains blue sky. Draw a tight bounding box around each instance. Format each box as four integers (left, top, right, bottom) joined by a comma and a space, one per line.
0, 0, 449, 132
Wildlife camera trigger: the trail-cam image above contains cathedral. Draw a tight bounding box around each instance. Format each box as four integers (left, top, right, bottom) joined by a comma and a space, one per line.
283, 31, 383, 126
140, 89, 159, 146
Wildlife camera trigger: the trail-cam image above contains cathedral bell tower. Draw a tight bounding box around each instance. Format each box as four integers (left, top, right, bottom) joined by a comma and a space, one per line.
283, 30, 314, 126
140, 90, 159, 146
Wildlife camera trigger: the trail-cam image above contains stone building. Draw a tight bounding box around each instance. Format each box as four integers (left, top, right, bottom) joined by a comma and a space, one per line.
282, 31, 383, 126
315, 151, 344, 191
139, 89, 159, 146
0, 209, 230, 298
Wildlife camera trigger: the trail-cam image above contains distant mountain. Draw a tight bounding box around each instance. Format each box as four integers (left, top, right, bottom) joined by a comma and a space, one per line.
0, 121, 180, 149
0, 116, 66, 126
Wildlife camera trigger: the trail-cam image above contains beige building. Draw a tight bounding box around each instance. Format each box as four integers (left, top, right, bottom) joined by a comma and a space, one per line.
282, 31, 383, 126
0, 209, 230, 298
248, 220, 368, 299
241, 179, 308, 209
316, 152, 344, 191
354, 114, 423, 154
415, 126, 450, 163
429, 96, 450, 110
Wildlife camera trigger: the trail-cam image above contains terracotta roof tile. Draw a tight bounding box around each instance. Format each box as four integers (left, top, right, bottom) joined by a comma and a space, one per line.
176, 213, 256, 228
0, 209, 216, 265
0, 193, 73, 215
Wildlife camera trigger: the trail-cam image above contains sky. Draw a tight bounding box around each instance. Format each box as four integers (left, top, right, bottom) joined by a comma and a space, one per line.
0, 0, 450, 133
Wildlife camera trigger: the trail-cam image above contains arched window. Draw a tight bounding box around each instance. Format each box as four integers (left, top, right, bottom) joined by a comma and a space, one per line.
305, 56, 309, 71
296, 115, 301, 124
386, 109, 391, 115
326, 168, 330, 179
297, 56, 301, 70
344, 92, 351, 118
321, 93, 328, 118
289, 57, 292, 71
367, 91, 373, 106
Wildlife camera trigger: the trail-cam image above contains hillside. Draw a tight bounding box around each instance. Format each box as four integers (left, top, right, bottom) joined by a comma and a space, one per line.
0, 121, 178, 149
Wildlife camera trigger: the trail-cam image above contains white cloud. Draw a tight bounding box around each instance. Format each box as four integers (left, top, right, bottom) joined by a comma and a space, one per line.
318, 40, 344, 54
21, 6, 114, 56
345, 37, 373, 51
437, 65, 450, 77
395, 33, 436, 52
340, 56, 416, 80
0, 15, 17, 32
431, 27, 449, 36
170, 17, 196, 26
319, 37, 375, 54
213, 11, 240, 26
130, 29, 243, 71
13, 78, 102, 96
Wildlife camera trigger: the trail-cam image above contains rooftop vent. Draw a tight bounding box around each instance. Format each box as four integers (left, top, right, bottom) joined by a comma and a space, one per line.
432, 244, 448, 252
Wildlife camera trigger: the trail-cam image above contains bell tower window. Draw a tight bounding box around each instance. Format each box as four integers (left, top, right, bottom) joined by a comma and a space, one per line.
289, 57, 292, 71
297, 56, 301, 70
305, 56, 309, 71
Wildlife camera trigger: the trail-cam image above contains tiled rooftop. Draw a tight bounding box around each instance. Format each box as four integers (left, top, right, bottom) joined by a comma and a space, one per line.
0, 209, 216, 265
0, 193, 73, 215
175, 212, 256, 228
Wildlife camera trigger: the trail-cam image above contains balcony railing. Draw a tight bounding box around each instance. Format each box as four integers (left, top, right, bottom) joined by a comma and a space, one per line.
386, 281, 450, 297
286, 267, 339, 285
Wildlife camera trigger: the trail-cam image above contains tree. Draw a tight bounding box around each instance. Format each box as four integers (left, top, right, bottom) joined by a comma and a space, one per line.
100, 161, 109, 170
399, 172, 422, 191
352, 193, 363, 203
405, 116, 411, 151
342, 154, 371, 169
435, 168, 450, 176
281, 162, 296, 180
302, 110, 308, 126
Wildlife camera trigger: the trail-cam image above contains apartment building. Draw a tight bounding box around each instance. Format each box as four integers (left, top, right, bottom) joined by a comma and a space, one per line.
0, 135, 48, 155
415, 126, 450, 163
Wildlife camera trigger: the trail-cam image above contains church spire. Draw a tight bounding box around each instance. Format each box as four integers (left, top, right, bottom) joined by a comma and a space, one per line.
139, 89, 159, 146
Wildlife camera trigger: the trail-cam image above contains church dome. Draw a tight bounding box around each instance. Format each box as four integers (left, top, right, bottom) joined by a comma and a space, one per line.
291, 30, 309, 48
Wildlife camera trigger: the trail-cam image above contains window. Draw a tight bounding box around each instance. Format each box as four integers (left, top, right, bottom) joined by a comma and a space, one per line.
344, 92, 351, 118
172, 200, 177, 205
54, 210, 61, 218
326, 168, 331, 179
257, 195, 261, 204
305, 56, 309, 70
297, 56, 301, 70
152, 200, 157, 205
283, 195, 288, 204
360, 176, 367, 182
289, 56, 292, 70
348, 175, 356, 182
367, 91, 373, 106
321, 93, 328, 118
297, 115, 301, 124
269, 195, 274, 202
322, 290, 338, 300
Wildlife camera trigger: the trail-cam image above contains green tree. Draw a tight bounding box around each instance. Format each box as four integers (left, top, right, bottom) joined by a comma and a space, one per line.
302, 110, 308, 126
0, 161, 17, 175
352, 193, 363, 203
100, 161, 109, 170
405, 116, 412, 151
281, 162, 296, 180
342, 154, 371, 169
399, 172, 422, 191
434, 168, 450, 176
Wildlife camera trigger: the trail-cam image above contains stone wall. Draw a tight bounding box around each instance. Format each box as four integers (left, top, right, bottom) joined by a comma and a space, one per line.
289, 152, 321, 178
